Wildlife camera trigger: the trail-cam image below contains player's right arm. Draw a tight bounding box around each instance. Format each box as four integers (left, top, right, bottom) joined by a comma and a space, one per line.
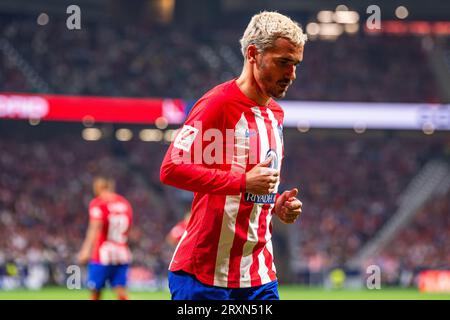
160, 99, 244, 195
160, 99, 278, 195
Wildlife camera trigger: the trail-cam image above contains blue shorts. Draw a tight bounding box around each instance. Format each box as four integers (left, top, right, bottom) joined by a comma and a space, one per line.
168, 271, 279, 300
87, 263, 129, 291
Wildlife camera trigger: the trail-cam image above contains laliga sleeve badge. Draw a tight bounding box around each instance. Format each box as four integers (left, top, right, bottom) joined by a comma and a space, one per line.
174, 125, 199, 152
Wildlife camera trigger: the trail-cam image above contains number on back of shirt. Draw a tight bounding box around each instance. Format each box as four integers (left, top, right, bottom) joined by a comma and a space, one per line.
107, 202, 129, 243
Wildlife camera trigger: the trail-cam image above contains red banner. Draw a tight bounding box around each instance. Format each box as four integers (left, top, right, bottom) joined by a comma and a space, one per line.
364, 21, 450, 36
418, 270, 450, 293
0, 93, 185, 124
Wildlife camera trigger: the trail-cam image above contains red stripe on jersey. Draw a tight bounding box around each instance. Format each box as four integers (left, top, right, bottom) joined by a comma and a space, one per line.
263, 245, 277, 281
226, 111, 259, 286
261, 108, 281, 279
249, 108, 277, 283
195, 194, 227, 284
261, 107, 278, 155
267, 220, 277, 281
226, 200, 253, 286
171, 185, 227, 284
249, 205, 269, 287
246, 109, 260, 171
263, 107, 281, 282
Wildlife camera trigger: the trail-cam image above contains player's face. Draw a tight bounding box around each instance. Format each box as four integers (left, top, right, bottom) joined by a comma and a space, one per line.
93, 178, 115, 196
254, 38, 303, 99
93, 180, 103, 196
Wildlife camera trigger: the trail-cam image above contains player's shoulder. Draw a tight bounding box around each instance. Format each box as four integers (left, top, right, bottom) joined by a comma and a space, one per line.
89, 196, 103, 208
268, 99, 284, 113
113, 194, 133, 210
191, 80, 236, 113
112, 193, 129, 204
268, 100, 284, 122
89, 197, 105, 219
203, 79, 235, 101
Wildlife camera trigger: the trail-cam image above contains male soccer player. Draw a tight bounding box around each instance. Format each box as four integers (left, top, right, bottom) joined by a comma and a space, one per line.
160, 11, 306, 300
77, 176, 133, 300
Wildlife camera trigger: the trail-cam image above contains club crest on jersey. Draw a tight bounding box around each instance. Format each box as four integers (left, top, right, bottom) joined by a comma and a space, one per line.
244, 149, 278, 204
266, 149, 278, 170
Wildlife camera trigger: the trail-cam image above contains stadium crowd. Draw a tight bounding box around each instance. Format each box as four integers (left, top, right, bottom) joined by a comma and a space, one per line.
0, 132, 173, 288
282, 131, 449, 281
373, 190, 450, 286
0, 15, 441, 103
2, 125, 448, 288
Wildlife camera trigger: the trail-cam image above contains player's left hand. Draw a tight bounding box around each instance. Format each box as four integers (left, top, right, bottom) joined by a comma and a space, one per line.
274, 188, 302, 224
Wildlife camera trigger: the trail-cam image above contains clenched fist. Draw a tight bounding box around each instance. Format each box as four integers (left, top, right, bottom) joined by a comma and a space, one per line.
274, 188, 302, 224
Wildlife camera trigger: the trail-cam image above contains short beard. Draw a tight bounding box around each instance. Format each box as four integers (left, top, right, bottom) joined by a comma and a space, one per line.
271, 89, 286, 99
256, 59, 277, 98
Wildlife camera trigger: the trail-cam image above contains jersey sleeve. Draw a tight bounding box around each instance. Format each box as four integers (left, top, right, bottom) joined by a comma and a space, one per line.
125, 199, 133, 228
160, 97, 246, 195
89, 201, 104, 221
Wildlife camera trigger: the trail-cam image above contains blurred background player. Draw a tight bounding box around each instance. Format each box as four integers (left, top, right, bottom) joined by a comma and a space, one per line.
166, 211, 191, 247
77, 176, 133, 300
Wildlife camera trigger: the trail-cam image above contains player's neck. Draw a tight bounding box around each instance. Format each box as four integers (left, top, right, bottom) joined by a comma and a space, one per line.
236, 67, 271, 107
99, 191, 115, 199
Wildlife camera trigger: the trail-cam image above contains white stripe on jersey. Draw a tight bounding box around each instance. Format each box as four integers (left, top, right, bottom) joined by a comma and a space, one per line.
214, 113, 249, 287
251, 107, 270, 164
169, 230, 188, 269
257, 247, 271, 283
239, 204, 263, 287
266, 237, 277, 274
99, 242, 131, 265
251, 106, 274, 284
238, 107, 269, 286
266, 108, 283, 274
266, 108, 283, 191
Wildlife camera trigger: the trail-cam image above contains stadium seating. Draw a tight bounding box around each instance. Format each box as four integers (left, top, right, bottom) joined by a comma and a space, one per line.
1, 125, 448, 287
0, 15, 441, 103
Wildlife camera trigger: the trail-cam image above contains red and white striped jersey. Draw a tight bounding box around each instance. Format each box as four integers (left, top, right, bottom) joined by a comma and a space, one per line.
160, 79, 284, 288
89, 193, 133, 265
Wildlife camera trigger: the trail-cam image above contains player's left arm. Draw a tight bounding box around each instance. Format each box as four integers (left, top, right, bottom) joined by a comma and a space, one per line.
274, 188, 302, 224
77, 219, 103, 265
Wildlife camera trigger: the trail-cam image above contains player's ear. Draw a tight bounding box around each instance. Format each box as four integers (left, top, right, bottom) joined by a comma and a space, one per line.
246, 44, 258, 64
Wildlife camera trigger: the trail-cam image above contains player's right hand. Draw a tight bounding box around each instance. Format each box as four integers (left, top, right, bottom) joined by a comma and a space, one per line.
77, 249, 90, 265
245, 157, 279, 195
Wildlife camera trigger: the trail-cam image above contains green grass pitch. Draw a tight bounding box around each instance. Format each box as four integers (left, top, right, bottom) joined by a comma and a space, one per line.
1, 286, 449, 300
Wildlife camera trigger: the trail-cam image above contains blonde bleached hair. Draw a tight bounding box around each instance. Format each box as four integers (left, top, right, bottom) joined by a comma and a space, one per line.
240, 11, 307, 59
